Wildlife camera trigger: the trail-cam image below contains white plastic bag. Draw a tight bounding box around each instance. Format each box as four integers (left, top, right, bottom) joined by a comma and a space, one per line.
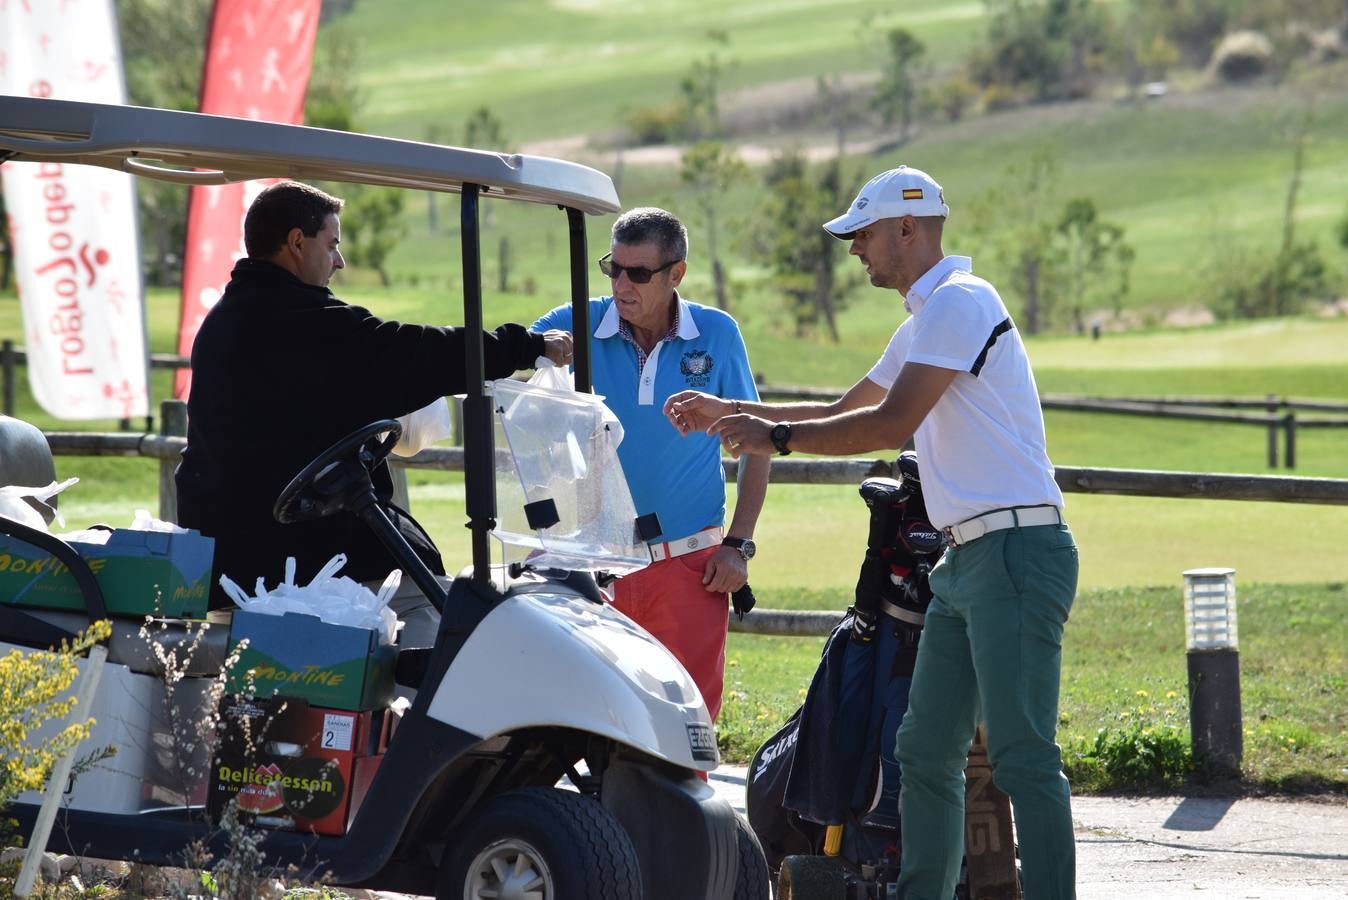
57, 507, 187, 545
529, 356, 574, 392
130, 508, 190, 533
393, 397, 453, 457
0, 477, 78, 531
219, 554, 402, 645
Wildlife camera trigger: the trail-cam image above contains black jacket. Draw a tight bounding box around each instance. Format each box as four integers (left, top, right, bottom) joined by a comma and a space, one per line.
176, 259, 544, 606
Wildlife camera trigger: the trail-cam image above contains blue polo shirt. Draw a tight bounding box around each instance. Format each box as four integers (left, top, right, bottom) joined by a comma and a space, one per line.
533, 294, 759, 541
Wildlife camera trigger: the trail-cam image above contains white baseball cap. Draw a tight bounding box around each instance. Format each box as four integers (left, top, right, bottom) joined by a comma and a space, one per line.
822, 165, 949, 239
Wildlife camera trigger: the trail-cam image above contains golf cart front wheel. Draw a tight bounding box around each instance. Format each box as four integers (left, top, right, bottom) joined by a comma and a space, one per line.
437, 787, 641, 900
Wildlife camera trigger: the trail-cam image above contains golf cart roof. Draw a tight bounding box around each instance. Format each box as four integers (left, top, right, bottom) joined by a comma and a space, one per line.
0, 95, 620, 215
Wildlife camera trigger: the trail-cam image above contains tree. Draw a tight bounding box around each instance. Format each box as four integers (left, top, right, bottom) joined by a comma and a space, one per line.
678, 30, 735, 140
464, 106, 508, 151
872, 28, 926, 142
748, 153, 858, 341
115, 0, 212, 284
304, 25, 361, 132
1052, 198, 1134, 332
969, 151, 1061, 334
970, 0, 1113, 101
1214, 103, 1335, 318
340, 186, 407, 288
680, 141, 748, 311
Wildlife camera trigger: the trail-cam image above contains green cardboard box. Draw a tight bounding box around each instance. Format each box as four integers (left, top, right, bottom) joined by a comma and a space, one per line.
0, 528, 213, 619
227, 610, 396, 712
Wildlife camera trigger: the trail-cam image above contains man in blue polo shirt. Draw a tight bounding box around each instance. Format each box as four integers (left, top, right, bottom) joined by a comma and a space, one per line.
532, 207, 769, 721
668, 167, 1078, 899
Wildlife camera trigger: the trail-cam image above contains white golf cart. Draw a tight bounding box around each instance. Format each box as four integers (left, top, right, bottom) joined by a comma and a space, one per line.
0, 95, 769, 900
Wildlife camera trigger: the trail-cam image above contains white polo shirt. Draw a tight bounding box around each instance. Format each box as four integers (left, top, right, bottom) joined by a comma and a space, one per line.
866, 256, 1064, 529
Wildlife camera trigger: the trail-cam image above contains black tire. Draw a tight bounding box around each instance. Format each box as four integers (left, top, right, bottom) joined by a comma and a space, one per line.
733, 813, 771, 900
775, 854, 844, 900
437, 787, 642, 900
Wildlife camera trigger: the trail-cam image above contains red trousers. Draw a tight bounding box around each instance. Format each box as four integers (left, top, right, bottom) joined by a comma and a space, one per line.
613, 545, 730, 721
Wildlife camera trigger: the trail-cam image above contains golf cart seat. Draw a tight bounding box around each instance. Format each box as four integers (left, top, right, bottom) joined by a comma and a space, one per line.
0, 416, 228, 675
0, 414, 59, 525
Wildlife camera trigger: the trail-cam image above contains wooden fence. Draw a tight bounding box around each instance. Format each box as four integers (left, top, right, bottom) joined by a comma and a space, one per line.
34, 398, 1348, 636
5, 343, 1346, 468
760, 382, 1348, 470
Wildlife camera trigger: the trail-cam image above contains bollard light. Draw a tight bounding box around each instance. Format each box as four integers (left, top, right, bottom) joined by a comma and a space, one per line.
1182, 567, 1243, 776
1184, 567, 1238, 650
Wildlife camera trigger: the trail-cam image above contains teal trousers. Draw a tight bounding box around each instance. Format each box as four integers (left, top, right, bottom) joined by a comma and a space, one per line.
894, 520, 1079, 900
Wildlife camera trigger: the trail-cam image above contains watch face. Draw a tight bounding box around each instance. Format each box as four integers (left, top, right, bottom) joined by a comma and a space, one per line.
725, 538, 756, 560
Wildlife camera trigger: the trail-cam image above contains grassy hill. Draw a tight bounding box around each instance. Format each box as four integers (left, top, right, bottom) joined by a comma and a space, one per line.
339, 0, 986, 142
314, 0, 1348, 328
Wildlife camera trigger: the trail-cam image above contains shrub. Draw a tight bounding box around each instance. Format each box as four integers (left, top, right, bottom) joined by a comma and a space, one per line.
1068, 723, 1193, 790
0, 621, 112, 807
623, 103, 687, 146
1211, 30, 1275, 82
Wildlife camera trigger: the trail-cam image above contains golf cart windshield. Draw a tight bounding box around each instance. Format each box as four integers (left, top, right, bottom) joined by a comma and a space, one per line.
0, 96, 641, 577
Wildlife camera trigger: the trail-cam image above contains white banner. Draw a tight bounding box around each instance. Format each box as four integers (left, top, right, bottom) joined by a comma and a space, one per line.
0, 0, 148, 420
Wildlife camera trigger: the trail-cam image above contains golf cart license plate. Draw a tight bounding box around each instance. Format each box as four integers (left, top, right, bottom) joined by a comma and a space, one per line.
687, 724, 717, 763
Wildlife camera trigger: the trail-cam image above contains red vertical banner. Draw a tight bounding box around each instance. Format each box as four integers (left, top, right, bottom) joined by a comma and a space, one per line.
174, 0, 322, 399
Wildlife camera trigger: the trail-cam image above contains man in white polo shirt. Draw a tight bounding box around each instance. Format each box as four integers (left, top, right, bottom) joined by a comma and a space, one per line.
532, 207, 770, 722
666, 167, 1078, 899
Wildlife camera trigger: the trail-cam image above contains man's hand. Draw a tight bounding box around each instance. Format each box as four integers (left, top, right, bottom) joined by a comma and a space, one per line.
664, 391, 734, 436
703, 545, 749, 594
708, 414, 774, 458
541, 329, 574, 367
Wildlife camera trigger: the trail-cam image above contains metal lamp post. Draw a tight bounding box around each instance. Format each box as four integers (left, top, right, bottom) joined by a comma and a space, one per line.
1183, 567, 1243, 776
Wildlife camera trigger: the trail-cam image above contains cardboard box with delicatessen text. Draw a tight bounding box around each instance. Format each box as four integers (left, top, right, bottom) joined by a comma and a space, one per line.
208, 694, 390, 836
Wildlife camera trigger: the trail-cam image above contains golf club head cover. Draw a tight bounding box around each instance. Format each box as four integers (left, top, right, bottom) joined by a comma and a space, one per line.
732, 583, 757, 620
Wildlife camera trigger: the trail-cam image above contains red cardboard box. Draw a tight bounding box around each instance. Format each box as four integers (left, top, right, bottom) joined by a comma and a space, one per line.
209, 695, 387, 836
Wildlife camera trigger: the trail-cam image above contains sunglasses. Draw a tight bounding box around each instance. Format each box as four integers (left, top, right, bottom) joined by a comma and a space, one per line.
598, 251, 680, 284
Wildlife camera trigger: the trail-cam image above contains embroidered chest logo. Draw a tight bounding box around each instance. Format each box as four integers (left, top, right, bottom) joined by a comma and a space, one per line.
680, 350, 714, 387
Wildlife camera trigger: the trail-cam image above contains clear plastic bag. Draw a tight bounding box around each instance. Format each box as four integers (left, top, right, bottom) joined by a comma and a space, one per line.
492, 361, 646, 574
393, 397, 453, 457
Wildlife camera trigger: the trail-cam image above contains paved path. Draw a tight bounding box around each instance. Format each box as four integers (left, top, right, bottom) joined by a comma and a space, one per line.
362, 767, 1346, 898
710, 766, 1348, 899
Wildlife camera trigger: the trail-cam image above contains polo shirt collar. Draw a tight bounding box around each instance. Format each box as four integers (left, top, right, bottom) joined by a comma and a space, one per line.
594, 291, 700, 340
904, 255, 972, 314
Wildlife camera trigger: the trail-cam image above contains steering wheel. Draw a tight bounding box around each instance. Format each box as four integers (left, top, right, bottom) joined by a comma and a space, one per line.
273, 419, 403, 525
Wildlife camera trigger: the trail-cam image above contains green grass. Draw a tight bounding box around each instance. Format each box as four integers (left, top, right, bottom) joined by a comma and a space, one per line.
722, 583, 1348, 792
341, 0, 985, 142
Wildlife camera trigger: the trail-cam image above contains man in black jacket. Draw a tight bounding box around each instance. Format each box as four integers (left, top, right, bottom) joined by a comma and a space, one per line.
177, 181, 571, 621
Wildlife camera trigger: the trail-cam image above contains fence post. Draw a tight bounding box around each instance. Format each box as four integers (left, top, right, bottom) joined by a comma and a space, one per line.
1283, 411, 1296, 470
1, 339, 14, 417
1265, 394, 1278, 468
158, 399, 188, 523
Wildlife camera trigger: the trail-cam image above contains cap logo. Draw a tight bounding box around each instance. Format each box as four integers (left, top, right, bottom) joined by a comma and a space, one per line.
902, 188, 924, 200
855, 198, 869, 210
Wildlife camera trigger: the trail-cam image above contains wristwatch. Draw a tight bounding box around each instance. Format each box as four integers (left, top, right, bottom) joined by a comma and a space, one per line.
769, 422, 793, 456
722, 536, 757, 561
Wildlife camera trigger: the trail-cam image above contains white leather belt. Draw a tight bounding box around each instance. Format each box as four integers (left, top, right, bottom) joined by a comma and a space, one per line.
943, 505, 1062, 547
649, 526, 723, 563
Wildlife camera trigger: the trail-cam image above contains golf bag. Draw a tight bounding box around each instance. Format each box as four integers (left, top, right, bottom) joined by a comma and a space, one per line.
746, 451, 945, 871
